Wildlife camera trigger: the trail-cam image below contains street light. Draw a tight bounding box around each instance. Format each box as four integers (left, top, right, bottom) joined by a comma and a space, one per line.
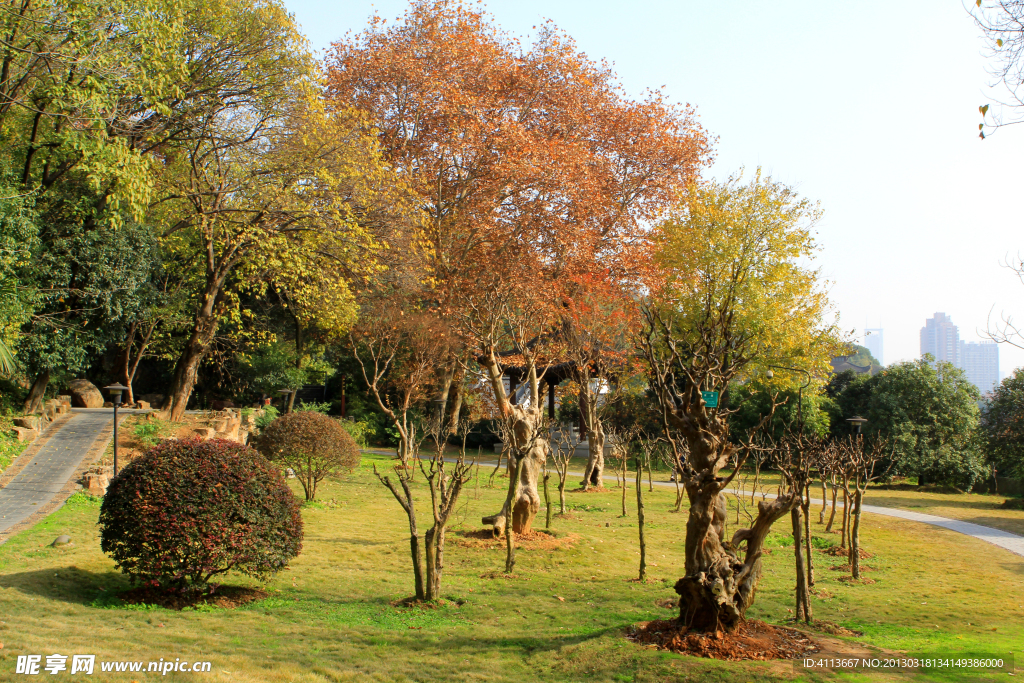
277, 388, 293, 413
104, 383, 129, 476
766, 365, 812, 432
846, 415, 868, 436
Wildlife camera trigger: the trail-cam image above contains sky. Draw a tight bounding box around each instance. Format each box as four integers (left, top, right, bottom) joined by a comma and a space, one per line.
284, 0, 1024, 376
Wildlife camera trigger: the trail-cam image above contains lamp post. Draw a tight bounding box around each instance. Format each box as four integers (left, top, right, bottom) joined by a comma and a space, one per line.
104, 383, 129, 476
766, 365, 812, 432
277, 388, 293, 413
846, 415, 868, 436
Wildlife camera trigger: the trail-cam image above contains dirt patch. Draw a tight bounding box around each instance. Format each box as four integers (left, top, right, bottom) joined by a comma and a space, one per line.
627, 618, 820, 661
572, 486, 611, 493
452, 529, 578, 551
823, 545, 872, 559
655, 598, 677, 610
116, 585, 268, 610
808, 620, 863, 637
837, 576, 877, 585
830, 564, 875, 572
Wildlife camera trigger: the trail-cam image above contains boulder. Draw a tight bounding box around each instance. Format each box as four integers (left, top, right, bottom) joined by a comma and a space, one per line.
13, 416, 39, 429
84, 472, 109, 496
135, 400, 151, 410
51, 535, 72, 547
11, 426, 38, 442
68, 379, 104, 408
138, 393, 164, 407
56, 395, 71, 406
193, 427, 216, 440
211, 400, 237, 411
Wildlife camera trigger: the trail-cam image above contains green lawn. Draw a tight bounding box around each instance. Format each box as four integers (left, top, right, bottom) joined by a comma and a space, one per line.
0, 452, 1021, 682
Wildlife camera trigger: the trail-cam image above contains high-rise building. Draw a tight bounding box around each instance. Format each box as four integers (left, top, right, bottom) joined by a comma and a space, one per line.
960, 341, 999, 395
864, 328, 883, 366
920, 312, 959, 366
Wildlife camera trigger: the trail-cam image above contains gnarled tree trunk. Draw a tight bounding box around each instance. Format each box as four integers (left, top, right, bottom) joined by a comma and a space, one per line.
675, 484, 797, 632
482, 405, 547, 535
22, 369, 50, 415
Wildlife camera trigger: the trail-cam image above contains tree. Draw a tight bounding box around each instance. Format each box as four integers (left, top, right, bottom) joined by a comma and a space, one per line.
830, 357, 984, 489
326, 3, 709, 532
972, 1, 1024, 135
638, 170, 842, 633
252, 411, 361, 501
981, 367, 1024, 480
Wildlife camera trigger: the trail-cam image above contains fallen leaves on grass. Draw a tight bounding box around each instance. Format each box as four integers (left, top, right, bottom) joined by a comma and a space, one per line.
627, 618, 820, 661
823, 545, 873, 559
808, 620, 863, 637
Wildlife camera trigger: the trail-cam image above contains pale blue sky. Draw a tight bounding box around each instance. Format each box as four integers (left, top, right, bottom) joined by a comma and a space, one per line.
285, 0, 1024, 375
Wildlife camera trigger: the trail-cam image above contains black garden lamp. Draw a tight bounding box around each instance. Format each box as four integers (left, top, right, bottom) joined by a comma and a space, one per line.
846, 415, 868, 436
104, 383, 129, 476
277, 388, 294, 413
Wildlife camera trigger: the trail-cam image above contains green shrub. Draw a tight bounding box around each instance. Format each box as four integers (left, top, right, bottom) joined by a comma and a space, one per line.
252, 411, 360, 500
133, 420, 162, 448
255, 405, 279, 430
99, 438, 303, 594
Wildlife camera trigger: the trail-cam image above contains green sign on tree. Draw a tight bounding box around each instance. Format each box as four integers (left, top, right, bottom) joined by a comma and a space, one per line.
701, 391, 719, 408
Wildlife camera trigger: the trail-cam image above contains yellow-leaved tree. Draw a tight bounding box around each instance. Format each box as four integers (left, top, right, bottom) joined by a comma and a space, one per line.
638, 169, 844, 633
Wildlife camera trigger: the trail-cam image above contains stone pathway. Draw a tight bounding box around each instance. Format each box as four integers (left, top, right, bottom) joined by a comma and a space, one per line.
0, 412, 113, 536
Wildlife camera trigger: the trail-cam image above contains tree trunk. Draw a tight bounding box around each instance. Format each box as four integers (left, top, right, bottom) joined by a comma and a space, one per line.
791, 507, 811, 623
620, 454, 628, 516
558, 477, 566, 514
503, 455, 525, 572
851, 488, 863, 579
647, 458, 653, 492
543, 473, 552, 529
424, 527, 438, 600
819, 476, 827, 524
839, 487, 849, 548
116, 323, 136, 405
163, 310, 219, 421
802, 484, 814, 587
582, 425, 605, 488
22, 369, 49, 414
636, 456, 647, 582
675, 484, 797, 633
482, 406, 546, 535
825, 483, 838, 532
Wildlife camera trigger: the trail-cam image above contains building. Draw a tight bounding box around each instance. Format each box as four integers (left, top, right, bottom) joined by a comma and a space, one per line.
960, 341, 999, 395
920, 312, 959, 366
864, 328, 883, 366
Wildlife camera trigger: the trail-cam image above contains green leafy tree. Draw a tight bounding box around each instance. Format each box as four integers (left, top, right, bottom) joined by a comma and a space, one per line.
981, 367, 1024, 480
828, 357, 984, 489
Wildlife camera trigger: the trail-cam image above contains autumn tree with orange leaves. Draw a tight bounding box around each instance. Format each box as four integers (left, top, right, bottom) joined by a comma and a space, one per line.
327, 0, 709, 537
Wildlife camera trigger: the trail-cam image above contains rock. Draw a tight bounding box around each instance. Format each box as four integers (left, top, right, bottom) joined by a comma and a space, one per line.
68, 379, 105, 408
84, 472, 109, 496
57, 394, 71, 406
13, 416, 39, 429
211, 400, 237, 411
11, 426, 38, 442
193, 427, 216, 440
138, 393, 164, 407
51, 535, 71, 547
135, 400, 151, 410
102, 401, 113, 408
285, 467, 296, 479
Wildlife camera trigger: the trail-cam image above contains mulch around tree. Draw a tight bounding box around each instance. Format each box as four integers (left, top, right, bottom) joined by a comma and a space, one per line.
452, 528, 579, 551
823, 545, 872, 559
627, 618, 820, 661
116, 585, 269, 610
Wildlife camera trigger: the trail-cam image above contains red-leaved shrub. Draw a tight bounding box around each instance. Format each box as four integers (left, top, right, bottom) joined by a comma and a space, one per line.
99, 438, 303, 593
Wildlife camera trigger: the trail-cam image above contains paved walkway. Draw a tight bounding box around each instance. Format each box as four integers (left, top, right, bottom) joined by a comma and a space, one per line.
371, 450, 1024, 559
0, 412, 113, 535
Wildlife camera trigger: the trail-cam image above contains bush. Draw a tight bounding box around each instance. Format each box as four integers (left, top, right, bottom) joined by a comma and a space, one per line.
99, 438, 303, 594
252, 411, 361, 500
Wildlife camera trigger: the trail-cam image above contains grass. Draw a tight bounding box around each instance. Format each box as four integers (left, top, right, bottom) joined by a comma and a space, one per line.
0, 414, 28, 474
0, 452, 1021, 682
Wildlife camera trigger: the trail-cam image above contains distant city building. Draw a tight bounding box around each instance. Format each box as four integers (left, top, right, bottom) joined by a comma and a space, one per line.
864, 328, 883, 365
920, 312, 959, 366
960, 341, 999, 395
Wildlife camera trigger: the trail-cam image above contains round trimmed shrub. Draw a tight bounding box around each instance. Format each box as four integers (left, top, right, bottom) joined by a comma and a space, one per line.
252, 411, 361, 501
99, 438, 303, 593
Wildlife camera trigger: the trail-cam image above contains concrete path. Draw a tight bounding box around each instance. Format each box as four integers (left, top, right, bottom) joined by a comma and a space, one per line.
0, 412, 113, 535
373, 450, 1024, 559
